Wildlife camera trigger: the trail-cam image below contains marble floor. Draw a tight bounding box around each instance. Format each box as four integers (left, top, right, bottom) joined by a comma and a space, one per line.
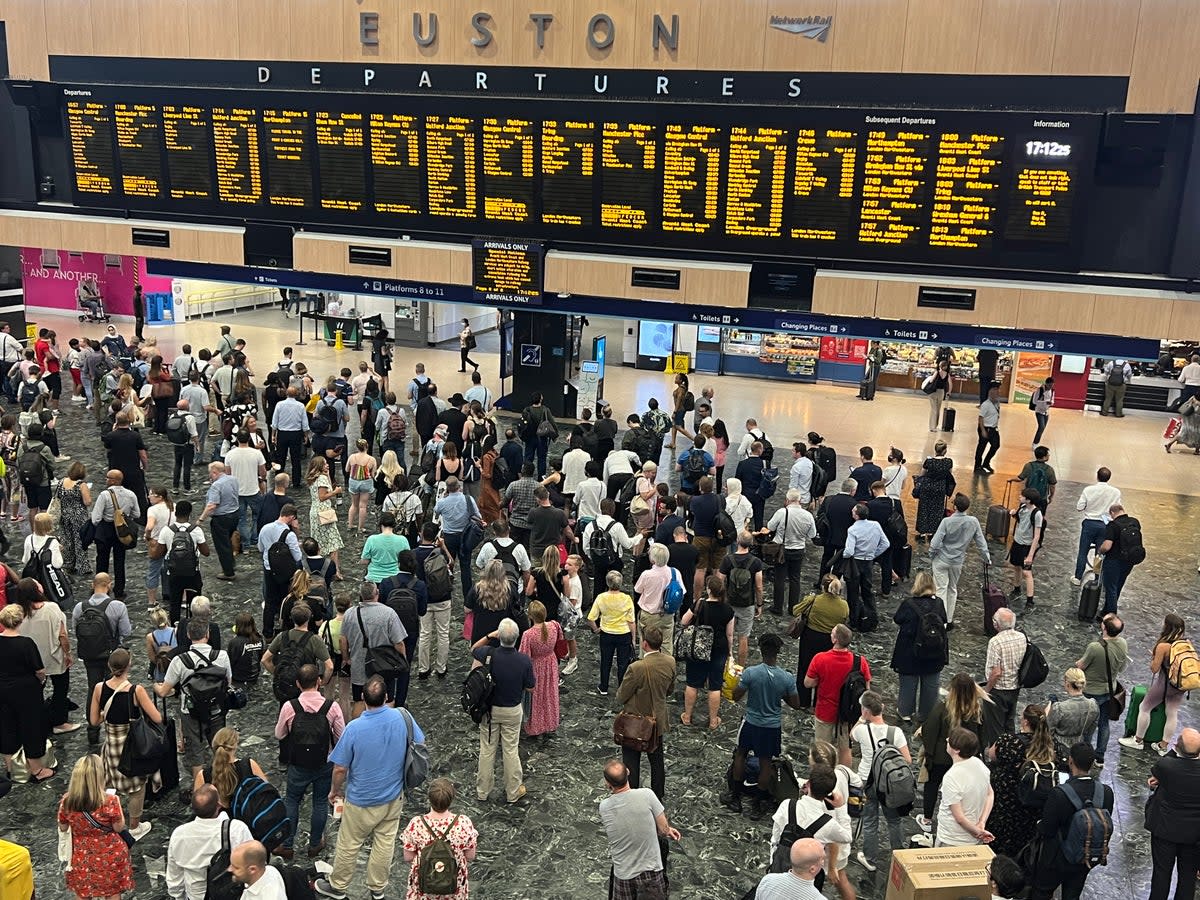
2, 304, 1194, 899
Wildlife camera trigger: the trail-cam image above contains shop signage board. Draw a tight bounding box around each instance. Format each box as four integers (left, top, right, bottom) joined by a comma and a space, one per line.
578, 360, 600, 412
146, 259, 1162, 361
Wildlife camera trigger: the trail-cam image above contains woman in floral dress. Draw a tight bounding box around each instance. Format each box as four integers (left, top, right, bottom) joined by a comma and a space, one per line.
518, 600, 563, 737
402, 778, 478, 900
57, 462, 93, 575
306, 456, 344, 568
57, 753, 134, 900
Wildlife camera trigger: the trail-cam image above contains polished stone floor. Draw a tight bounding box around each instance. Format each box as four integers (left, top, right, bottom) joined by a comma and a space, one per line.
2, 310, 1193, 899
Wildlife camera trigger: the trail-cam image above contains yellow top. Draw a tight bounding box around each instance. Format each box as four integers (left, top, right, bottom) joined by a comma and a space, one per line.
588, 590, 635, 634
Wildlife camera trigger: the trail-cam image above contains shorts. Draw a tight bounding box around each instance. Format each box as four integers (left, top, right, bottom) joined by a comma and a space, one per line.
731, 604, 756, 637
347, 477, 374, 495
685, 653, 728, 691
813, 717, 850, 752
737, 720, 783, 760
694, 536, 726, 572
672, 410, 686, 427
24, 484, 50, 510
146, 556, 164, 590
1009, 542, 1033, 568
182, 711, 226, 770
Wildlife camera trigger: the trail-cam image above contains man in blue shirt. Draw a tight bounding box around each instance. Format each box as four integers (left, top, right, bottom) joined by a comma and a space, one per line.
471, 618, 534, 804
198, 461, 242, 580
734, 440, 772, 529
257, 504, 303, 640
433, 477, 482, 598
844, 502, 890, 632
722, 633, 802, 817
270, 387, 310, 485
313, 389, 349, 488
316, 676, 425, 900
849, 447, 882, 501
688, 477, 724, 600
677, 435, 715, 495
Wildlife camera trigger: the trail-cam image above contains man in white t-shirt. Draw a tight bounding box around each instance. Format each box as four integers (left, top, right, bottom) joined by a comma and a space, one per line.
561, 437, 592, 499
149, 499, 210, 624
228, 840, 287, 900
849, 691, 911, 871
935, 727, 994, 847
224, 430, 268, 546
768, 765, 851, 876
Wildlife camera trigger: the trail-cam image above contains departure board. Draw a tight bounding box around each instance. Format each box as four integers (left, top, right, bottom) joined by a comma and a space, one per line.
66, 100, 116, 195
162, 105, 214, 200
472, 238, 543, 305
114, 103, 162, 198
316, 111, 365, 212
59, 86, 1101, 270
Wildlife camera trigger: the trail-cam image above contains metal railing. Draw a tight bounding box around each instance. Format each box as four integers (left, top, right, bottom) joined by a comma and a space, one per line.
185, 285, 279, 319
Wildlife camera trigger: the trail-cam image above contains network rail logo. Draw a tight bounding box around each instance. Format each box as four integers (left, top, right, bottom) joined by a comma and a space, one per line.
769, 15, 833, 42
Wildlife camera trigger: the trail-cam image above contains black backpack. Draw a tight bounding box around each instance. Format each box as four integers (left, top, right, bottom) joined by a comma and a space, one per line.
204, 819, 243, 900
230, 775, 292, 851
909, 599, 947, 662
386, 578, 421, 637
411, 377, 432, 402
76, 598, 118, 660
165, 411, 191, 445
17, 380, 39, 412
837, 654, 869, 725
461, 648, 496, 724
589, 520, 621, 568
485, 540, 522, 588
286, 698, 333, 770
22, 535, 69, 608
1116, 518, 1146, 565
17, 446, 47, 489
272, 631, 318, 703
165, 524, 200, 579
714, 508, 738, 545
769, 801, 829, 889
809, 461, 830, 500
491, 455, 513, 490
726, 557, 755, 608
302, 558, 333, 616
181, 647, 229, 719
1018, 634, 1050, 689
758, 433, 775, 466
684, 448, 709, 484
267, 529, 299, 586
1018, 759, 1057, 808
311, 396, 339, 435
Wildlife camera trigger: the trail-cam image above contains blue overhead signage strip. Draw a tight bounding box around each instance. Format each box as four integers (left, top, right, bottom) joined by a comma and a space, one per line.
145, 259, 1160, 360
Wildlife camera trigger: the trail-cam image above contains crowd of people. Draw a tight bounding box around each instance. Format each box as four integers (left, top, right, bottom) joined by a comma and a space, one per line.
0, 323, 1194, 900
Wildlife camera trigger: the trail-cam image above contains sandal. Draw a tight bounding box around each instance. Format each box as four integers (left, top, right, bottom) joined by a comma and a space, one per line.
708, 718, 722, 731
31, 767, 57, 782
679, 713, 692, 726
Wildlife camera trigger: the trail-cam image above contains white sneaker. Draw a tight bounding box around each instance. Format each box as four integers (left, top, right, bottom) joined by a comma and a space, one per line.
563, 657, 578, 675
129, 822, 152, 841
910, 832, 934, 847
1118, 736, 1144, 750
1070, 576, 1082, 586
855, 851, 877, 872
916, 815, 932, 832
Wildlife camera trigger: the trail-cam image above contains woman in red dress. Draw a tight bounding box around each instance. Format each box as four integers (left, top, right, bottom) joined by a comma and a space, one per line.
518, 600, 563, 737
57, 753, 134, 900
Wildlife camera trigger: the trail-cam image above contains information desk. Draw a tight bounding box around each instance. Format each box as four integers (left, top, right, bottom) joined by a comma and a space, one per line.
60, 85, 1099, 272
296, 312, 363, 350
1085, 373, 1179, 413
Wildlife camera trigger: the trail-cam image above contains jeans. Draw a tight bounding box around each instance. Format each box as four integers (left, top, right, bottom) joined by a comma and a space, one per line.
863, 797, 905, 862
328, 795, 405, 893
1150, 834, 1199, 900
1101, 558, 1133, 614
622, 742, 665, 801
781, 548, 805, 613
283, 762, 333, 850
1033, 412, 1049, 444
238, 493, 264, 545
210, 511, 240, 576
1085, 692, 1111, 760
1075, 520, 1107, 579
931, 557, 964, 622
173, 444, 195, 490
418, 601, 451, 674
477, 702, 524, 800
898, 671, 941, 720
598, 631, 634, 692
524, 436, 549, 477
974, 426, 1000, 468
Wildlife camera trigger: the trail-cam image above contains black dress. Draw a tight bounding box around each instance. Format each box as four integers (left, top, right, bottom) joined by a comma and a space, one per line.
988, 732, 1041, 858
915, 456, 955, 535
0, 634, 47, 759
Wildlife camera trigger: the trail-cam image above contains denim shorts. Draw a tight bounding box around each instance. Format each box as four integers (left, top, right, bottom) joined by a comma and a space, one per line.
347, 477, 374, 495
146, 556, 164, 589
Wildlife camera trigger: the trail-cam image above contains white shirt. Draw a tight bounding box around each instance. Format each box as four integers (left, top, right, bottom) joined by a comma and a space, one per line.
224, 446, 267, 497
603, 449, 641, 481
725, 494, 754, 531
936, 756, 992, 847
575, 478, 605, 520
850, 721, 909, 781
882, 464, 908, 500
583, 515, 635, 557
766, 505, 817, 550
155, 522, 208, 554
22, 533, 62, 568
737, 429, 766, 462
242, 865, 288, 900
166, 813, 253, 900
789, 456, 814, 503
475, 536, 532, 572
1075, 482, 1122, 520
561, 448, 591, 495
978, 399, 1000, 428
147, 501, 176, 536
1180, 362, 1200, 387
769, 794, 852, 856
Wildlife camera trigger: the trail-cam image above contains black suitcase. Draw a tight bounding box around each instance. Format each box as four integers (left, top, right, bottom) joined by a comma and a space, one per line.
859, 377, 876, 400
1078, 574, 1102, 622
941, 406, 956, 431
982, 571, 1007, 636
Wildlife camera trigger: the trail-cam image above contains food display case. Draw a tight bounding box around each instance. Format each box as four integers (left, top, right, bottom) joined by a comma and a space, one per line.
877, 344, 1013, 399
721, 330, 820, 381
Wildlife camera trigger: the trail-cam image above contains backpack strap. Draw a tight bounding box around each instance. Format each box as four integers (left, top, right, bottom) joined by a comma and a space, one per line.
221, 817, 230, 852
356, 607, 370, 650
788, 797, 799, 831
289, 698, 303, 717
807, 813, 831, 837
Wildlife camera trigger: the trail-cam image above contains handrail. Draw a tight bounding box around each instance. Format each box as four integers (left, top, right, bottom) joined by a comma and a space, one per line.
184, 285, 278, 318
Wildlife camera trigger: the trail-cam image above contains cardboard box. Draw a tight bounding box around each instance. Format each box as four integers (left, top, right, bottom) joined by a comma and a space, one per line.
885, 846, 994, 900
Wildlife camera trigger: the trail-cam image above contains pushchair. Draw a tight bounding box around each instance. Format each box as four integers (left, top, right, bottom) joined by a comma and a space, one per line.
77, 291, 111, 323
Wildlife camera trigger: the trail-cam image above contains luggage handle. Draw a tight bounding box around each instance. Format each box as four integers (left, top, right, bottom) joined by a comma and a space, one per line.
1001, 479, 1013, 511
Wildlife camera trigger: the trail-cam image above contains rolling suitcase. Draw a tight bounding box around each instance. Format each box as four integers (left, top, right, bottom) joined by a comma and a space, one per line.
1124, 683, 1167, 743
1078, 573, 1102, 622
941, 406, 956, 432
986, 482, 1011, 542
982, 570, 1007, 636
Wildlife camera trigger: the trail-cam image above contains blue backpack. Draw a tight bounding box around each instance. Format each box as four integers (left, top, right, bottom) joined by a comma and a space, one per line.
663, 567, 685, 615
1061, 780, 1112, 868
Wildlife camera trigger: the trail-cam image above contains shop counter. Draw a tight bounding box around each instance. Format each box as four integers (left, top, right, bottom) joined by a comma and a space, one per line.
1085, 373, 1179, 412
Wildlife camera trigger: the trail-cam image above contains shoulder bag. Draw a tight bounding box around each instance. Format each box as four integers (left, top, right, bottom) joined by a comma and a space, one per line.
83, 808, 135, 848
673, 599, 714, 662
759, 510, 787, 567
787, 593, 817, 641
613, 710, 658, 753
357, 606, 408, 680
1103, 641, 1127, 721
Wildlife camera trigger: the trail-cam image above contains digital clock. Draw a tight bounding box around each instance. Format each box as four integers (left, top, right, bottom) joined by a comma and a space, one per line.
1025, 140, 1072, 158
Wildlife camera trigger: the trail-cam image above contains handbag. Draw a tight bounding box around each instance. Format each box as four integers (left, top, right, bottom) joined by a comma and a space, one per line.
465, 333, 477, 351
317, 506, 338, 526
58, 825, 73, 869
357, 607, 409, 679
613, 712, 658, 752
910, 475, 924, 499
46, 486, 61, 527
536, 419, 558, 439
673, 602, 714, 662
787, 595, 816, 640
1104, 641, 1127, 721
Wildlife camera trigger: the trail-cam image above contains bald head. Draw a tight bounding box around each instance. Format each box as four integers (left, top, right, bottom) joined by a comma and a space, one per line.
176, 399, 190, 411
106, 469, 123, 485
1179, 728, 1200, 758
790, 837, 825, 878
993, 607, 1016, 631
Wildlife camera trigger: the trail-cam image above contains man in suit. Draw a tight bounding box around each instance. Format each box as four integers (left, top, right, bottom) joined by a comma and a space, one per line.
816, 478, 858, 585
1146, 727, 1200, 900
1033, 742, 1115, 900
615, 625, 676, 802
